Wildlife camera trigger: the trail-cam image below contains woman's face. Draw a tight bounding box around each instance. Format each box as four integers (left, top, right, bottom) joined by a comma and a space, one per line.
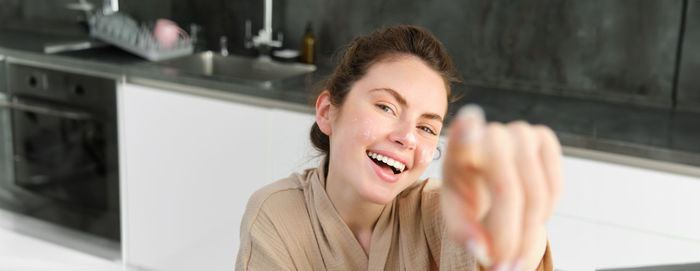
325, 55, 448, 204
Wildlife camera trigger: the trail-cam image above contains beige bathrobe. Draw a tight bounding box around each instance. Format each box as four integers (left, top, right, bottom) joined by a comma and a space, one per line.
236, 164, 552, 270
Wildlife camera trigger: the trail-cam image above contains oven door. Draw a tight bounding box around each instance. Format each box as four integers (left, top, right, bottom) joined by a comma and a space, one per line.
0, 95, 119, 241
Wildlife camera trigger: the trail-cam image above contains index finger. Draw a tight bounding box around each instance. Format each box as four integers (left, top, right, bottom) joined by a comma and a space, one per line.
443, 104, 489, 217
444, 104, 486, 177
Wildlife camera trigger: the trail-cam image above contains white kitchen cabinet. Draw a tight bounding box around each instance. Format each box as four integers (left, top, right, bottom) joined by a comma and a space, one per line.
117, 83, 317, 271
265, 107, 323, 181
550, 156, 700, 270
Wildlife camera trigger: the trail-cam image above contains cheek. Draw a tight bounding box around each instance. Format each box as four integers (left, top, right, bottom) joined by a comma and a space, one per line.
351, 117, 378, 142
415, 147, 435, 168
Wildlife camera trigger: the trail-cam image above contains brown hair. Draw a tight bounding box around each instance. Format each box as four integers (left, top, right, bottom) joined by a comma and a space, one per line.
310, 25, 461, 171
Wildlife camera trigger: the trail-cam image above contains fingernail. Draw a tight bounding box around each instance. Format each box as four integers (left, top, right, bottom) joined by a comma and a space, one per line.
457, 104, 485, 144
491, 262, 510, 271
510, 259, 523, 271
466, 239, 492, 268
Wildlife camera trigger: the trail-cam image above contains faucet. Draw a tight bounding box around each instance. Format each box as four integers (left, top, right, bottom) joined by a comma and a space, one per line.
251, 0, 282, 54
220, 36, 229, 56
103, 0, 118, 14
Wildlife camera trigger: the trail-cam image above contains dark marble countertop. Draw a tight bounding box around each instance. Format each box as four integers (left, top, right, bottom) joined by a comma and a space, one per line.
1, 28, 699, 175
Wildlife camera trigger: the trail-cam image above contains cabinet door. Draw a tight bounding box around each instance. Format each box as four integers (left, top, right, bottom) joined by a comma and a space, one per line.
550, 155, 700, 270
118, 83, 277, 271
266, 108, 321, 181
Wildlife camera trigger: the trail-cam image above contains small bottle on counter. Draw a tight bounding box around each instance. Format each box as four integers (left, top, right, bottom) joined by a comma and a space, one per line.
300, 22, 315, 64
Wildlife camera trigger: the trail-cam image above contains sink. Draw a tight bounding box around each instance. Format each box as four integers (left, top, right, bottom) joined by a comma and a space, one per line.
156, 51, 316, 86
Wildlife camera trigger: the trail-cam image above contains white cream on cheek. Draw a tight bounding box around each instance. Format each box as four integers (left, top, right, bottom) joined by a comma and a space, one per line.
352, 118, 377, 141
364, 119, 377, 141
416, 147, 435, 167
363, 130, 372, 140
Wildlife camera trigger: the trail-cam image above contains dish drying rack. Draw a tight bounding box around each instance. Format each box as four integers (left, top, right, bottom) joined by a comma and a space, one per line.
89, 12, 193, 61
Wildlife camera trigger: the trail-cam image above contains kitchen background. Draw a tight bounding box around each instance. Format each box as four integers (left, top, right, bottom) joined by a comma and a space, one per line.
136, 0, 696, 111
4, 0, 699, 156
2, 0, 699, 110
1, 0, 700, 270
140, 0, 694, 112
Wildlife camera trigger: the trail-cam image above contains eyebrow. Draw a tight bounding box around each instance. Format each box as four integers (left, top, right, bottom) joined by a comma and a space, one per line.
370, 88, 444, 123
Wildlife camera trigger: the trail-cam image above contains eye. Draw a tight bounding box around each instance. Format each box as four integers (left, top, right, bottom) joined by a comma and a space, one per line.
419, 126, 437, 135
376, 104, 394, 114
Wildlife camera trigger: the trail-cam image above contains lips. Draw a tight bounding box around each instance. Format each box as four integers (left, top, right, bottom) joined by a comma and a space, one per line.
365, 150, 409, 183
367, 155, 401, 183
367, 151, 406, 173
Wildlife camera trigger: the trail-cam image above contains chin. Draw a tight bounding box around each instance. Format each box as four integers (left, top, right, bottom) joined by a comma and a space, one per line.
364, 194, 396, 205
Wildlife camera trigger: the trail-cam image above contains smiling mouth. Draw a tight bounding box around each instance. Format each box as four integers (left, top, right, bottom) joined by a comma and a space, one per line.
366, 151, 406, 174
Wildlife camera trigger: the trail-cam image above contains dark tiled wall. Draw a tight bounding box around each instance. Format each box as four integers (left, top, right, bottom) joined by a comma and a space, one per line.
0, 0, 105, 36
6, 0, 103, 21
120, 0, 171, 22
678, 0, 700, 112
282, 0, 683, 109
169, 0, 686, 109
168, 0, 263, 56
0, 0, 20, 24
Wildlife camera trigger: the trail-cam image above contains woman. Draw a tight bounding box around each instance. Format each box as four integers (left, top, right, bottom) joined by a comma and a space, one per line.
236, 25, 561, 271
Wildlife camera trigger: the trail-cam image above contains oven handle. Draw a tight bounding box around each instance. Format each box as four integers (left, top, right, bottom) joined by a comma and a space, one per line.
0, 100, 93, 121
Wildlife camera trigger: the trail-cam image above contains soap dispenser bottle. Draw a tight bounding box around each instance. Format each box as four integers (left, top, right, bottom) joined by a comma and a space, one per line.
300, 22, 315, 64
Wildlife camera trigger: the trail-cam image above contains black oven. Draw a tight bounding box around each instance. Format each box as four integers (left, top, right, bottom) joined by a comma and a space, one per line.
0, 62, 120, 242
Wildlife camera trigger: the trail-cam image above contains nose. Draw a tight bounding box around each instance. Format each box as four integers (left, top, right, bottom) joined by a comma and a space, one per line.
389, 120, 417, 150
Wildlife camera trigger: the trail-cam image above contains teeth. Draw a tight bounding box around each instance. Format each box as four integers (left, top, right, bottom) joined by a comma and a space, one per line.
366, 151, 406, 173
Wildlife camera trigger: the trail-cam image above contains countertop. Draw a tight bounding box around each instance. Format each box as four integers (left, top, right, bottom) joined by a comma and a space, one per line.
1, 27, 699, 176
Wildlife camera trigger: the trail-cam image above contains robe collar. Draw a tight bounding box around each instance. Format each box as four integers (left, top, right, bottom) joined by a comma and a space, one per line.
304, 163, 397, 270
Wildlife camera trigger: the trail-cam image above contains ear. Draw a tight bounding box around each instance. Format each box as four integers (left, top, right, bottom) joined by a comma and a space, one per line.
315, 91, 334, 136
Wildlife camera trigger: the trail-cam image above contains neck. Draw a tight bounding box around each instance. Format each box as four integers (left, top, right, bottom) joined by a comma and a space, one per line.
325, 168, 385, 249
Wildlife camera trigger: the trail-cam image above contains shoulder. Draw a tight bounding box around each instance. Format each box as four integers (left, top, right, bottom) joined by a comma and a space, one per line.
237, 170, 315, 270
241, 170, 313, 230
